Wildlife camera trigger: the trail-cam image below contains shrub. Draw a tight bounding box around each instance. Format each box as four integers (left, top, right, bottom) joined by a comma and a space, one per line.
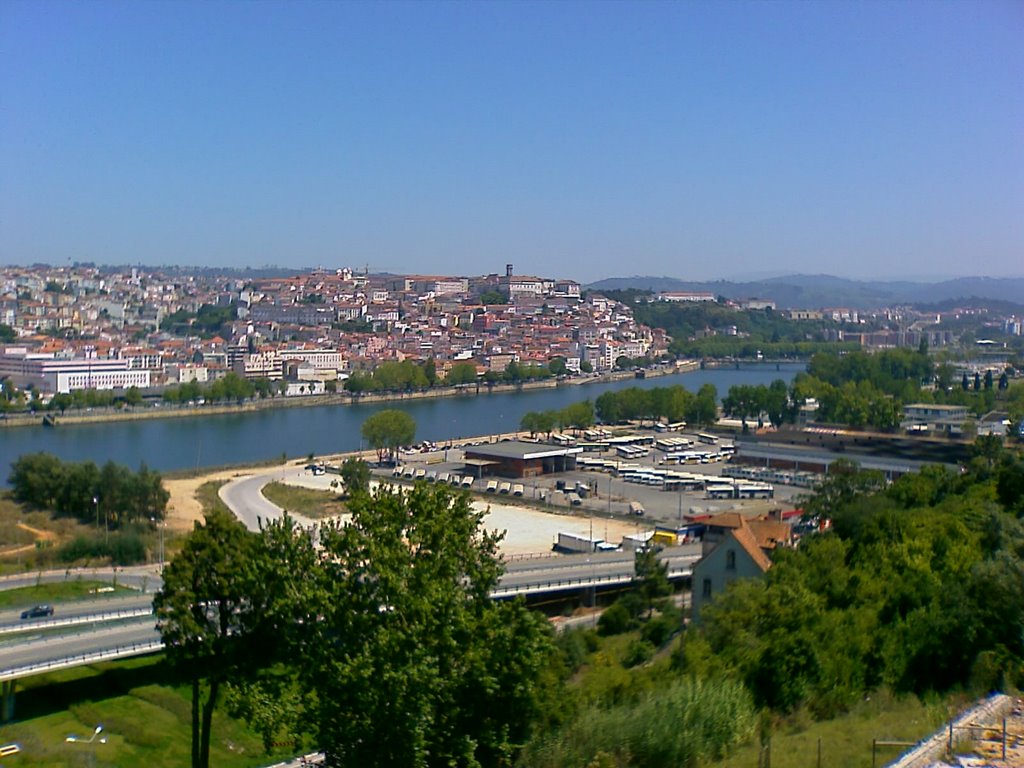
641, 612, 681, 649
622, 639, 655, 668
597, 602, 633, 636
520, 677, 757, 768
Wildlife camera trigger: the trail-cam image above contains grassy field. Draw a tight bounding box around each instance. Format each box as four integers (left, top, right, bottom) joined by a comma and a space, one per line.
261, 482, 348, 519
0, 657, 303, 768
707, 689, 964, 768
0, 581, 136, 610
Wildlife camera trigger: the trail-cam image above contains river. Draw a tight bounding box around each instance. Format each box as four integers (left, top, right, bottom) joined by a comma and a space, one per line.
0, 364, 803, 476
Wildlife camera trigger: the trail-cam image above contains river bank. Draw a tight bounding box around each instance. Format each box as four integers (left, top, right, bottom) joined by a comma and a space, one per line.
0, 361, 699, 430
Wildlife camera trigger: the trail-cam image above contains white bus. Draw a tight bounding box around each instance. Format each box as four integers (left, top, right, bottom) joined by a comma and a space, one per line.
696, 432, 719, 445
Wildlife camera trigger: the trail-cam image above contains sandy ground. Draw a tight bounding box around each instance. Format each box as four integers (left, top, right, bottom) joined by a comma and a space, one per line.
481, 501, 647, 555
164, 469, 262, 532
281, 471, 647, 555
166, 463, 648, 555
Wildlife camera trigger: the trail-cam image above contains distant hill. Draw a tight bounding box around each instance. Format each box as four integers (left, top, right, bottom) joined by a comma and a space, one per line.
586, 274, 1024, 310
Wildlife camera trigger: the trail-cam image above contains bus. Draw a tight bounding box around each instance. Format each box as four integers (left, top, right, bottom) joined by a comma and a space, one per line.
696, 432, 719, 445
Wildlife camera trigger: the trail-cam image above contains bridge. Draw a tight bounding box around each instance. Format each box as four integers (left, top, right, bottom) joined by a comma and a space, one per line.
0, 544, 698, 699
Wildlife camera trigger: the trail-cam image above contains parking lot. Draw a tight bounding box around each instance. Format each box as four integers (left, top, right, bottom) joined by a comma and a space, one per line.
386, 431, 804, 528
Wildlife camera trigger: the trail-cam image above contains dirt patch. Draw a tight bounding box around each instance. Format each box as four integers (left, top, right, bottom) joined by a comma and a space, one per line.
0, 523, 59, 559
16, 523, 57, 542
163, 470, 256, 532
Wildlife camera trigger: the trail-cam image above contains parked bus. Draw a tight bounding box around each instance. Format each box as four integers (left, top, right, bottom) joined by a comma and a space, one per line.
696, 432, 719, 445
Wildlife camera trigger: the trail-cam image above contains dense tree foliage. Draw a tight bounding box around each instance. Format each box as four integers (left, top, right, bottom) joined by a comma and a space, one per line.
520, 401, 596, 436
9, 452, 168, 526
155, 509, 276, 768
445, 361, 479, 386
679, 447, 1024, 718
716, 348, 1018, 432
163, 372, 266, 404
599, 291, 861, 359
163, 303, 237, 337
294, 484, 556, 767
594, 383, 717, 427
158, 484, 556, 768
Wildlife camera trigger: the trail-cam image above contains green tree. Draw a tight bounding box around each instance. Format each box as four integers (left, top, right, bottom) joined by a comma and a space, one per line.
560, 400, 595, 432
361, 409, 416, 464
479, 290, 507, 305
445, 362, 478, 386
687, 383, 718, 427
154, 509, 265, 768
339, 456, 371, 497
124, 385, 143, 406
301, 484, 555, 767
635, 546, 671, 618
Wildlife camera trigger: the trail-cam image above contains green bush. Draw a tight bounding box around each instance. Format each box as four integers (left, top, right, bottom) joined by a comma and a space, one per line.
520, 676, 757, 768
597, 602, 633, 636
558, 628, 598, 670
622, 639, 655, 668
641, 611, 681, 649
58, 533, 147, 566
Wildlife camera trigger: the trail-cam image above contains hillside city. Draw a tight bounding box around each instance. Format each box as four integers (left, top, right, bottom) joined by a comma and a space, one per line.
2, 263, 1022, 405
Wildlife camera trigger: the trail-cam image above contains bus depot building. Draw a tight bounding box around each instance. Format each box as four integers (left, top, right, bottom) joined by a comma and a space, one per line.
463, 441, 583, 479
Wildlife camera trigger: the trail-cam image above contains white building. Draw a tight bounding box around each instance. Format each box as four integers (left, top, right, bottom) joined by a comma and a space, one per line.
0, 350, 151, 393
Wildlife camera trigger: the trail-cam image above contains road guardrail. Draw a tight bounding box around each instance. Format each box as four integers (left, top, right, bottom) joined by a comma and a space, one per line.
0, 607, 154, 637
0, 640, 164, 682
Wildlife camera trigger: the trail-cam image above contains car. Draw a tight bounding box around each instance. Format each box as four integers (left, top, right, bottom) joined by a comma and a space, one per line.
21, 604, 54, 620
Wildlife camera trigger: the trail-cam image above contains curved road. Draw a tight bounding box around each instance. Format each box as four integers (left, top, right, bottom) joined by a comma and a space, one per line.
220, 469, 318, 532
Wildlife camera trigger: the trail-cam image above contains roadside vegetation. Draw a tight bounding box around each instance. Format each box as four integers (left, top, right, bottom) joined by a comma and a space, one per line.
0, 580, 134, 609
260, 481, 348, 519
2, 454, 169, 571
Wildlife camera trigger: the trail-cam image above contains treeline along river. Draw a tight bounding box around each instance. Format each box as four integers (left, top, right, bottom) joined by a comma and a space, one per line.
0, 364, 802, 479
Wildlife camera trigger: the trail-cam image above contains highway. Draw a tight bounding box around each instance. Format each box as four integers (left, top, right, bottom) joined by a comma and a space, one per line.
0, 594, 154, 635
1, 617, 160, 681
0, 544, 697, 680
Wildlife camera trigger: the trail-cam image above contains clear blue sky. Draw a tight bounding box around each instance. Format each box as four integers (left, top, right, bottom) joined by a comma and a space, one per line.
1, 0, 1021, 282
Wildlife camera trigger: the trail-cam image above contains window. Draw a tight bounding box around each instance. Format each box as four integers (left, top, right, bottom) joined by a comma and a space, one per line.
702, 578, 712, 599
726, 549, 736, 571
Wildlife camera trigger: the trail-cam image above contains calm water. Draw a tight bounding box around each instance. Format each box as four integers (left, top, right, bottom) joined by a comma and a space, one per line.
1, 364, 802, 476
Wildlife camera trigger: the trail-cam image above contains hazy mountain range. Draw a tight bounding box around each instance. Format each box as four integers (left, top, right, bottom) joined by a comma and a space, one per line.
586, 274, 1024, 311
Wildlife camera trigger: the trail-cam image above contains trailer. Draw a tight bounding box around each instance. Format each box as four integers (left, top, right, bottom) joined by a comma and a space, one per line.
554, 531, 599, 553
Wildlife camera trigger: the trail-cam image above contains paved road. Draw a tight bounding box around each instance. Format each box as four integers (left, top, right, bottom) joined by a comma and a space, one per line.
220, 469, 318, 532
0, 594, 154, 631
0, 565, 162, 593
0, 617, 159, 677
